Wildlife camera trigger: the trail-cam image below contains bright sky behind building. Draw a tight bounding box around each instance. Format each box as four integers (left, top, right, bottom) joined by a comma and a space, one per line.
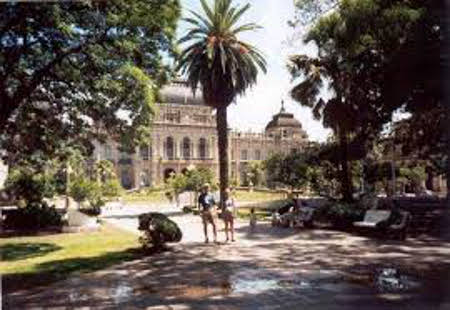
179, 0, 332, 142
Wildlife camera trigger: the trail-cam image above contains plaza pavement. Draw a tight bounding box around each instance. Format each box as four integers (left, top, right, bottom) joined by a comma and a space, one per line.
4, 203, 450, 309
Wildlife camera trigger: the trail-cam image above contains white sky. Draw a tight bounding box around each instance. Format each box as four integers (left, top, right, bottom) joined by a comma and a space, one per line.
179, 0, 331, 142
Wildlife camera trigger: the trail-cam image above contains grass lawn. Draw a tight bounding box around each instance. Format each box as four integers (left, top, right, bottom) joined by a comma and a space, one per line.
122, 189, 169, 204
122, 189, 285, 204
1, 224, 142, 291
233, 190, 285, 202
237, 199, 289, 221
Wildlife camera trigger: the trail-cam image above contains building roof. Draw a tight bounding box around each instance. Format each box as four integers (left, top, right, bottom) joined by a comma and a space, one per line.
265, 101, 303, 130
159, 80, 204, 105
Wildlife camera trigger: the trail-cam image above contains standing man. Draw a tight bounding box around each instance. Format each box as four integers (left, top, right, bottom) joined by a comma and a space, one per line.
198, 183, 217, 243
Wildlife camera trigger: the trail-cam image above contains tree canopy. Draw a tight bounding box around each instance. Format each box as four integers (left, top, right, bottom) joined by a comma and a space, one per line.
0, 0, 181, 163
289, 0, 443, 198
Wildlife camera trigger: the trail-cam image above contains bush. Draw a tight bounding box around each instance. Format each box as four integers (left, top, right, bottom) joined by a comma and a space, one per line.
5, 168, 56, 203
3, 201, 62, 230
69, 177, 106, 210
138, 212, 182, 251
315, 202, 365, 230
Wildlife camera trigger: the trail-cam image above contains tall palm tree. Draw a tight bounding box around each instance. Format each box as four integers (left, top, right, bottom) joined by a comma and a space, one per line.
178, 0, 266, 206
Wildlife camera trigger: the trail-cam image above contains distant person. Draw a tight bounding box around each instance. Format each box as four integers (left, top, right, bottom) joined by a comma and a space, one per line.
249, 207, 257, 231
221, 188, 236, 242
198, 183, 217, 243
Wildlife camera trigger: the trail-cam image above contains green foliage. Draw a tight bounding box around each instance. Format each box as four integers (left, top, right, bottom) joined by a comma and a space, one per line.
165, 173, 188, 201
178, 0, 266, 106
315, 202, 365, 230
5, 166, 57, 204
69, 177, 101, 205
165, 167, 216, 199
289, 0, 442, 198
243, 161, 265, 186
0, 0, 181, 163
138, 212, 182, 251
184, 167, 216, 192
3, 201, 62, 230
94, 160, 123, 198
264, 153, 309, 190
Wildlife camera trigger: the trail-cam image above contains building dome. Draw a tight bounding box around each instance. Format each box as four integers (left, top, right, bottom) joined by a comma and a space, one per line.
265, 101, 303, 131
159, 80, 204, 105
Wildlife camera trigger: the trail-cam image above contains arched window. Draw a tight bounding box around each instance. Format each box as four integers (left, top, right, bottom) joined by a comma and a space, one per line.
165, 137, 175, 159
198, 138, 207, 159
182, 137, 191, 159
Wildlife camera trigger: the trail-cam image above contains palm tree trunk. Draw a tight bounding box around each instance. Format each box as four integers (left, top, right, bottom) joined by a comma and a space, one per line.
216, 106, 229, 208
338, 128, 353, 202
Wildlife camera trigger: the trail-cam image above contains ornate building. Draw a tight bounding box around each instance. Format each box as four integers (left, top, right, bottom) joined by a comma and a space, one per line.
93, 80, 309, 189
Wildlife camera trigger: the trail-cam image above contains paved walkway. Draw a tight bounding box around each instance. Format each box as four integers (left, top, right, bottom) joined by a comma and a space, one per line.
5, 205, 450, 309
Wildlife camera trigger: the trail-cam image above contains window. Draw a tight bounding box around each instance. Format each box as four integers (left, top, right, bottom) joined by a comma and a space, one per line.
165, 112, 180, 123
283, 130, 288, 138
255, 150, 261, 160
140, 145, 149, 160
241, 149, 248, 161
165, 137, 175, 159
198, 138, 207, 159
182, 137, 191, 159
193, 114, 207, 123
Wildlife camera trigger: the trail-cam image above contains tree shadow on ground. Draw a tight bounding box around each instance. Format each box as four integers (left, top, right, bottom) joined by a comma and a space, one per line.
6, 225, 450, 310
1, 242, 62, 261
4, 247, 146, 293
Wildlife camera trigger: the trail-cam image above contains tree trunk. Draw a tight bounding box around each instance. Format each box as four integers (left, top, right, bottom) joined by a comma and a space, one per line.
338, 128, 353, 202
216, 106, 229, 208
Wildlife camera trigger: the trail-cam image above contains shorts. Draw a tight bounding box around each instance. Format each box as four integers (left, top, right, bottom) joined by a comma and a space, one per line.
201, 209, 215, 224
221, 209, 234, 222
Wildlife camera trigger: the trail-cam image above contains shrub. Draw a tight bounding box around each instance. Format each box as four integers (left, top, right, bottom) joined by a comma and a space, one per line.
3, 201, 62, 230
101, 178, 123, 198
69, 177, 106, 210
5, 168, 56, 203
138, 212, 182, 251
315, 202, 365, 230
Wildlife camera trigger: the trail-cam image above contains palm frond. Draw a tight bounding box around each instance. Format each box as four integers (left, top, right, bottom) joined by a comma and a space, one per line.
178, 0, 266, 107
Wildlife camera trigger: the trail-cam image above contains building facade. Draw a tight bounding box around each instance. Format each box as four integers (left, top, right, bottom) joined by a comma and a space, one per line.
93, 80, 309, 189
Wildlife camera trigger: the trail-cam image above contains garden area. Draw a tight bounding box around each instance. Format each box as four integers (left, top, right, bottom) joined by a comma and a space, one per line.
1, 224, 142, 292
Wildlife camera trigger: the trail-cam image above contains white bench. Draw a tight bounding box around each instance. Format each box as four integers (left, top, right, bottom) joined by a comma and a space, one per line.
353, 210, 391, 228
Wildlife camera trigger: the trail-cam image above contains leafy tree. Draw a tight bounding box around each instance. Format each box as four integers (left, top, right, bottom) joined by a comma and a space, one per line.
245, 161, 265, 187
0, 0, 181, 163
178, 0, 266, 206
264, 153, 309, 191
165, 173, 187, 207
69, 176, 102, 209
93, 160, 123, 198
5, 165, 57, 204
184, 167, 215, 193
289, 0, 436, 201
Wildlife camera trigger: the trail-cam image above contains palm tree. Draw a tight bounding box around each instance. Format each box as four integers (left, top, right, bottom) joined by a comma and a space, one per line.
178, 0, 266, 206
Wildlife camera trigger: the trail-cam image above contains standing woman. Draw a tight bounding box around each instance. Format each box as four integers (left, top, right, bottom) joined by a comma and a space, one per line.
222, 188, 235, 242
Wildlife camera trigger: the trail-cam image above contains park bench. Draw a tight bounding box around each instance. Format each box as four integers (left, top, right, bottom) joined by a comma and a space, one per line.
353, 210, 391, 229
353, 210, 411, 240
